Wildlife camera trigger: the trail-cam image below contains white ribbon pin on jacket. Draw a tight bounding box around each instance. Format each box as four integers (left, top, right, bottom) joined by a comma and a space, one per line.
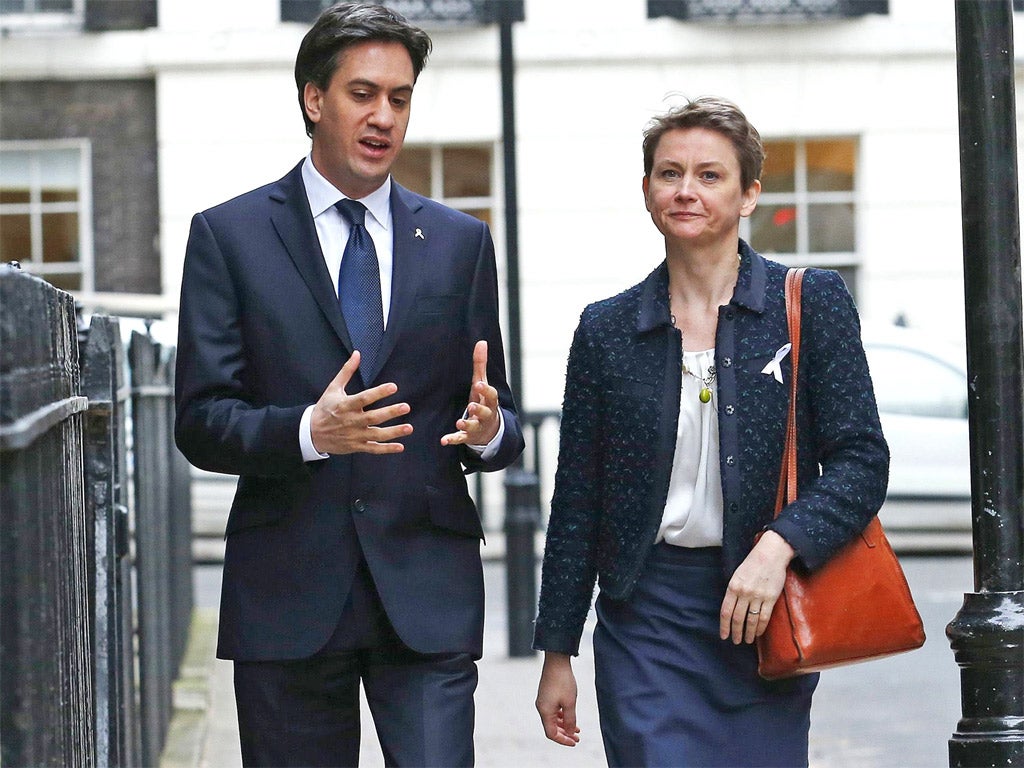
761, 343, 792, 384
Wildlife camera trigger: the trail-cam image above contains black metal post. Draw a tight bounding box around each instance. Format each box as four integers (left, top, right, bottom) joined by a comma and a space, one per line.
0, 268, 95, 767
81, 315, 139, 768
130, 331, 174, 768
948, 2, 1024, 765
497, 3, 539, 657
499, 8, 522, 408
165, 347, 194, 676
504, 468, 541, 656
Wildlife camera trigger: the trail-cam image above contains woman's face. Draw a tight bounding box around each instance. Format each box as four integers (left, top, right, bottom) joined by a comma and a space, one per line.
643, 127, 760, 250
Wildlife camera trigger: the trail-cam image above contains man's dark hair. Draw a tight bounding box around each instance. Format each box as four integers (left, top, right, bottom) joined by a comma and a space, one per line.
295, 2, 433, 138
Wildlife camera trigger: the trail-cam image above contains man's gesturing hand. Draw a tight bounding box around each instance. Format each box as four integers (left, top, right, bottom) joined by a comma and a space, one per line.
310, 350, 413, 455
441, 340, 500, 447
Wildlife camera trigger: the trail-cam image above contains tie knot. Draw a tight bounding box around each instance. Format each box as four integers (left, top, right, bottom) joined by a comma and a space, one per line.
335, 198, 367, 227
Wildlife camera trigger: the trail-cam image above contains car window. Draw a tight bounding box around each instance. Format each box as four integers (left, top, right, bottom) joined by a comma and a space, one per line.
865, 344, 968, 419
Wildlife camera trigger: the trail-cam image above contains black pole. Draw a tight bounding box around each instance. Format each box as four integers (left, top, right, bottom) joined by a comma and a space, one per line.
948, 2, 1024, 765
500, 9, 522, 408
497, 3, 538, 658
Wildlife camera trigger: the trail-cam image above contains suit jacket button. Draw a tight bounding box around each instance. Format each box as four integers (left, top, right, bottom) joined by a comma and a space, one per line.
353, 499, 366, 513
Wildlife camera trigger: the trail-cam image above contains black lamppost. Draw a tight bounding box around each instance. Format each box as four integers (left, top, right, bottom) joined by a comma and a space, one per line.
948, 2, 1024, 765
494, 0, 541, 659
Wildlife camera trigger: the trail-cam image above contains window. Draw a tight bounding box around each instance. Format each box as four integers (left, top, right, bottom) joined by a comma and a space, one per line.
741, 137, 858, 293
648, 0, 888, 22
0, 141, 93, 293
390, 144, 495, 227
281, 0, 521, 24
0, 0, 83, 31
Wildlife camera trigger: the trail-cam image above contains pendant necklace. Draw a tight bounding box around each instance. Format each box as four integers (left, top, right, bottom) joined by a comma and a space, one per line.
671, 312, 717, 405
683, 361, 716, 404
670, 254, 737, 406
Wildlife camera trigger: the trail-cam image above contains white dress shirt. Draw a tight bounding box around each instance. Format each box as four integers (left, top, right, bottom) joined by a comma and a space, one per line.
303, 155, 395, 324
656, 348, 725, 547
297, 154, 503, 462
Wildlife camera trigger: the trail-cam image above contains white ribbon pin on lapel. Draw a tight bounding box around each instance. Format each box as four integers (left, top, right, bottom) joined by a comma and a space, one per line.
414, 228, 425, 240
761, 343, 792, 384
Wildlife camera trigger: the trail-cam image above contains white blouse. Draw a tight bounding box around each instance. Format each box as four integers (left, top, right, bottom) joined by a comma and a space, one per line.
656, 348, 725, 547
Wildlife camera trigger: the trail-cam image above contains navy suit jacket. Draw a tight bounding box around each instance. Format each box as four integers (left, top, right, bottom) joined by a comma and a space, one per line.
534, 243, 889, 655
175, 161, 524, 661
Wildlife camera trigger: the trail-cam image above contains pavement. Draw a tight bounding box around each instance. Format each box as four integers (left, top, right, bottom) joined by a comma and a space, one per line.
160, 530, 973, 768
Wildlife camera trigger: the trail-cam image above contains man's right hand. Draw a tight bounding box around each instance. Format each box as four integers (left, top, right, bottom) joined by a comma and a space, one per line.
310, 350, 413, 455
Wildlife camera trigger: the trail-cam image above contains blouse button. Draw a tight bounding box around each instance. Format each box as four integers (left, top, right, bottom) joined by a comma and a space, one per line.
726, 455, 735, 466
725, 404, 735, 415
724, 309, 735, 320
722, 357, 732, 367
729, 502, 738, 512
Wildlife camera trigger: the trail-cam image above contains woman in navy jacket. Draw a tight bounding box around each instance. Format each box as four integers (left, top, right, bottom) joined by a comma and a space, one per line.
533, 97, 889, 767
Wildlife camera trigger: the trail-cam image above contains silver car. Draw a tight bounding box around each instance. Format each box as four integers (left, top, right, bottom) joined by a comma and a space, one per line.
863, 325, 972, 551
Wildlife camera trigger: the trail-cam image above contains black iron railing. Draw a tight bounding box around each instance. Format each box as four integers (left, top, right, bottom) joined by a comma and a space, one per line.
0, 265, 192, 768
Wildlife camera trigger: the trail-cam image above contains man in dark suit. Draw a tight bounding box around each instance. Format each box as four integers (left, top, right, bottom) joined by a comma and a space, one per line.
174, 4, 524, 765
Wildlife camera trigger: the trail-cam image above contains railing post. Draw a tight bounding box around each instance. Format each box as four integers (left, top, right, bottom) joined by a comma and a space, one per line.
165, 346, 194, 674
0, 266, 95, 767
81, 314, 139, 768
129, 331, 174, 768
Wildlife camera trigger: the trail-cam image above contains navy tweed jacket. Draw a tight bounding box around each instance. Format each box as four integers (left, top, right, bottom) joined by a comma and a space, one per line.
533, 241, 889, 656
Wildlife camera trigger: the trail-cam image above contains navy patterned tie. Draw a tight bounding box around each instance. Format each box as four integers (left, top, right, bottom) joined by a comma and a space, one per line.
335, 199, 384, 376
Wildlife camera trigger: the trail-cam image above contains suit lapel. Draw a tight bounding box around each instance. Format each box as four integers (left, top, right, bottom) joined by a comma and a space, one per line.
367, 183, 426, 382
268, 163, 354, 353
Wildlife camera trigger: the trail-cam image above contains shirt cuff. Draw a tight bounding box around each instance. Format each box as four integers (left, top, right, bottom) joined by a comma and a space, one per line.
467, 407, 505, 461
300, 404, 329, 462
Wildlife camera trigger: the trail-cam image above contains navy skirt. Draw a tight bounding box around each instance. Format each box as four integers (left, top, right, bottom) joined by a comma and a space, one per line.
593, 543, 817, 768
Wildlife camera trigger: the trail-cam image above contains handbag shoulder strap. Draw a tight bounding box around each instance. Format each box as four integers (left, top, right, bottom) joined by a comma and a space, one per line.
774, 267, 806, 516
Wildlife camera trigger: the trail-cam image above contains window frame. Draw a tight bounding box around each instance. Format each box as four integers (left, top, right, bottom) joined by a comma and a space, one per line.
0, 139, 94, 293
648, 0, 889, 22
741, 135, 860, 271
0, 0, 84, 32
392, 142, 498, 224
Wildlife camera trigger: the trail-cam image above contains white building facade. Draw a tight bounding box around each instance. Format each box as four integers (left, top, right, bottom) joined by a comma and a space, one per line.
2, 0, 1021, 417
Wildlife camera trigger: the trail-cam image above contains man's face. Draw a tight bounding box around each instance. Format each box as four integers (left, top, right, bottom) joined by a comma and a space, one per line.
303, 40, 415, 199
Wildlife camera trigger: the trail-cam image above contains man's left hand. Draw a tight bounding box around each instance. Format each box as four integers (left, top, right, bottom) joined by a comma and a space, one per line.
441, 340, 500, 447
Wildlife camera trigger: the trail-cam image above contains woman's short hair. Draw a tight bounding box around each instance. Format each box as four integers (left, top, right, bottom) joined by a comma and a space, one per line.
295, 2, 433, 138
642, 97, 765, 191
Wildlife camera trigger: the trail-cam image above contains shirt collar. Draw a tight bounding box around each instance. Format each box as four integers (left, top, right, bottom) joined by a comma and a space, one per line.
635, 239, 768, 333
301, 154, 391, 230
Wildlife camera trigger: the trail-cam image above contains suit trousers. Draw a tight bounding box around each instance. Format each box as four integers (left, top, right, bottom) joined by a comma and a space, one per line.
594, 543, 817, 768
233, 556, 478, 767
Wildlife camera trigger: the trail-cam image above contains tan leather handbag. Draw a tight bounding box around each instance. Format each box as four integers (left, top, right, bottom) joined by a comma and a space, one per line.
756, 268, 927, 680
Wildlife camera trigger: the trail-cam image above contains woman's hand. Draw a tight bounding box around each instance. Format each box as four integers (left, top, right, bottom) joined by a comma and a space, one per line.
719, 530, 795, 644
536, 652, 581, 746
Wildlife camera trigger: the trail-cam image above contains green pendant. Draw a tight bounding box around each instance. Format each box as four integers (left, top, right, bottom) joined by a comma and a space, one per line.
699, 387, 712, 404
